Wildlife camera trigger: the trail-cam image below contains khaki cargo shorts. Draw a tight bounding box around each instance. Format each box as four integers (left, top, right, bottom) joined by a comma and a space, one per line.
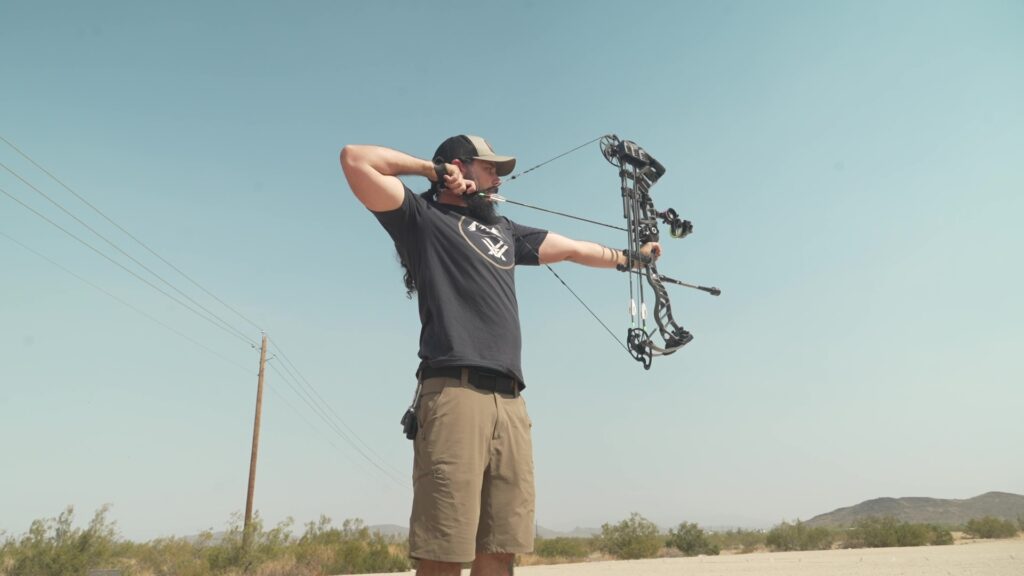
408, 372, 535, 562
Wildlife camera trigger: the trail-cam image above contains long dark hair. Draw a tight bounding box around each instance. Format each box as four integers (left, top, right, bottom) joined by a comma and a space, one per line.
397, 243, 416, 299
397, 245, 416, 298
394, 188, 439, 298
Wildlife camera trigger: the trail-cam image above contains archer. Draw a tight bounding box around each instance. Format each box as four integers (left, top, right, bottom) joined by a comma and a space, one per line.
340, 134, 661, 576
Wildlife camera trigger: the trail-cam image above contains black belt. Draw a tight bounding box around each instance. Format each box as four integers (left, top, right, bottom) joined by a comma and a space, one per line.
419, 366, 522, 397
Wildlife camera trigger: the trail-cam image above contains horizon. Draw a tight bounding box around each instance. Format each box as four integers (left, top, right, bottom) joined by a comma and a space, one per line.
4, 489, 1019, 542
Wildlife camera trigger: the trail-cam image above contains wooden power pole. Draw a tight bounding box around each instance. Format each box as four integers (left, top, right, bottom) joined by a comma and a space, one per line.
243, 332, 268, 547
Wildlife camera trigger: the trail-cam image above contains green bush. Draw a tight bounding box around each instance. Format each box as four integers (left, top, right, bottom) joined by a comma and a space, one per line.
707, 528, 766, 554
666, 522, 720, 556
846, 517, 953, 548
0, 505, 126, 576
121, 535, 214, 576
964, 517, 1019, 539
765, 521, 833, 551
0, 508, 410, 576
295, 516, 409, 574
598, 513, 662, 560
929, 526, 954, 545
533, 537, 591, 559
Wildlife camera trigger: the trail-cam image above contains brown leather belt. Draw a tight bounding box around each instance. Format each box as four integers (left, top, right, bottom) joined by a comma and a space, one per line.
419, 366, 521, 397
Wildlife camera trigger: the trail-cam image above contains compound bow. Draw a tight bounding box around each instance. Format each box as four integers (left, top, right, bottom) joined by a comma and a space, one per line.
483, 134, 720, 369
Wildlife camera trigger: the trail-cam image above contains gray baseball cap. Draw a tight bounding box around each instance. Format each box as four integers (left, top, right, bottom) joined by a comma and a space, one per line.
433, 135, 516, 176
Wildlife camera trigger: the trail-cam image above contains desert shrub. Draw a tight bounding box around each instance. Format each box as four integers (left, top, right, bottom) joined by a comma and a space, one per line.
533, 537, 591, 560
929, 526, 954, 545
666, 522, 720, 557
0, 505, 127, 576
845, 517, 952, 548
765, 521, 833, 551
294, 516, 410, 574
203, 513, 295, 573
707, 528, 766, 553
0, 508, 410, 576
895, 522, 930, 547
598, 513, 662, 560
122, 534, 215, 576
847, 517, 898, 548
964, 517, 1019, 539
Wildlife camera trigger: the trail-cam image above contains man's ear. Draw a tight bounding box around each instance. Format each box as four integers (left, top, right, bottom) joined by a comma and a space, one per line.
451, 158, 467, 174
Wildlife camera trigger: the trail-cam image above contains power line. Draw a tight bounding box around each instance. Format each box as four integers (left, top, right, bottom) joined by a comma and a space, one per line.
2, 200, 404, 488
1, 136, 407, 491
269, 356, 408, 487
262, 380, 346, 456
0, 229, 253, 374
0, 185, 254, 347
0, 134, 264, 333
266, 361, 408, 489
262, 376, 406, 494
270, 339, 406, 478
1, 229, 407, 505
0, 160, 255, 346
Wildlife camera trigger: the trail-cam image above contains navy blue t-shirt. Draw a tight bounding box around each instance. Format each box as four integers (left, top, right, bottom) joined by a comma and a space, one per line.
373, 187, 548, 386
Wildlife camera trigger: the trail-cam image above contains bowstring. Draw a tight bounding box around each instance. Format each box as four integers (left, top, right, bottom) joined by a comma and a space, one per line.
522, 239, 630, 355
498, 136, 634, 356
503, 135, 607, 183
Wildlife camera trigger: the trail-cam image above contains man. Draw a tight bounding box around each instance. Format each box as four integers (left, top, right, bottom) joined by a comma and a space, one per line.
340, 135, 660, 576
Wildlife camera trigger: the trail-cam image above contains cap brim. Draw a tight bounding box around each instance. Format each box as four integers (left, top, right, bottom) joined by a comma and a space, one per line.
474, 155, 516, 176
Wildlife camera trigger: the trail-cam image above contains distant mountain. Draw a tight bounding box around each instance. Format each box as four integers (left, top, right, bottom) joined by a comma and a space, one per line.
805, 491, 1024, 527
536, 526, 600, 538
368, 524, 408, 538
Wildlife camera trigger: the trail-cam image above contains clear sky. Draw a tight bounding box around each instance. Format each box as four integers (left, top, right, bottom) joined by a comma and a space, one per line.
2, 0, 1021, 541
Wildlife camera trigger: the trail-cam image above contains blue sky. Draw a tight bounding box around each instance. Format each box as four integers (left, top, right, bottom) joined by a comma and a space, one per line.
2, 0, 1022, 540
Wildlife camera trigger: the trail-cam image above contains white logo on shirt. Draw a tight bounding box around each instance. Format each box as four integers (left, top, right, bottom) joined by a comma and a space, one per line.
482, 237, 509, 260
459, 217, 514, 269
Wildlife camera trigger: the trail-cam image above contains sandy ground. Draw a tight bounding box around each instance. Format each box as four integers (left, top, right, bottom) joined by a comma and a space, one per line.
364, 539, 1024, 575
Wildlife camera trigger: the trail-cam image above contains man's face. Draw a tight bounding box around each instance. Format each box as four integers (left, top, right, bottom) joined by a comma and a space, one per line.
462, 160, 501, 193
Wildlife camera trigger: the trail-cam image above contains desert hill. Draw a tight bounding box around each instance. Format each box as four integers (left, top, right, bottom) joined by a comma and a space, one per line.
805, 491, 1024, 527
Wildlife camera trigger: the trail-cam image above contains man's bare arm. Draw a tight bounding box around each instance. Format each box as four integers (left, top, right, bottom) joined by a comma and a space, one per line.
537, 232, 660, 268
340, 145, 431, 212
340, 145, 472, 212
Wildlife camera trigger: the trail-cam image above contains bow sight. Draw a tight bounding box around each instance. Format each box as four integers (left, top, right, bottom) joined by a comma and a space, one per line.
659, 208, 693, 239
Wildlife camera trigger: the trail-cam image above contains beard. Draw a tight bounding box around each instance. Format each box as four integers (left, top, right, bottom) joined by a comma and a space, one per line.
465, 188, 501, 224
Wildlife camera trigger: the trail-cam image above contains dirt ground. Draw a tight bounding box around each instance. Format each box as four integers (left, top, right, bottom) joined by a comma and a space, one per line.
366, 538, 1024, 575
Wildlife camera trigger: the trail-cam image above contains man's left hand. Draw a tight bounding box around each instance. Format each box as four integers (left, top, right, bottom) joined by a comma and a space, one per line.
639, 242, 662, 263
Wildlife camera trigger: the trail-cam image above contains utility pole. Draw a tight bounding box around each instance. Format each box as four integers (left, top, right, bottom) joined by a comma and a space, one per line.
243, 332, 268, 548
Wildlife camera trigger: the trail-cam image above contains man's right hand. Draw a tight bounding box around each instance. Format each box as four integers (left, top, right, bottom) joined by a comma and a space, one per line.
437, 163, 476, 196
